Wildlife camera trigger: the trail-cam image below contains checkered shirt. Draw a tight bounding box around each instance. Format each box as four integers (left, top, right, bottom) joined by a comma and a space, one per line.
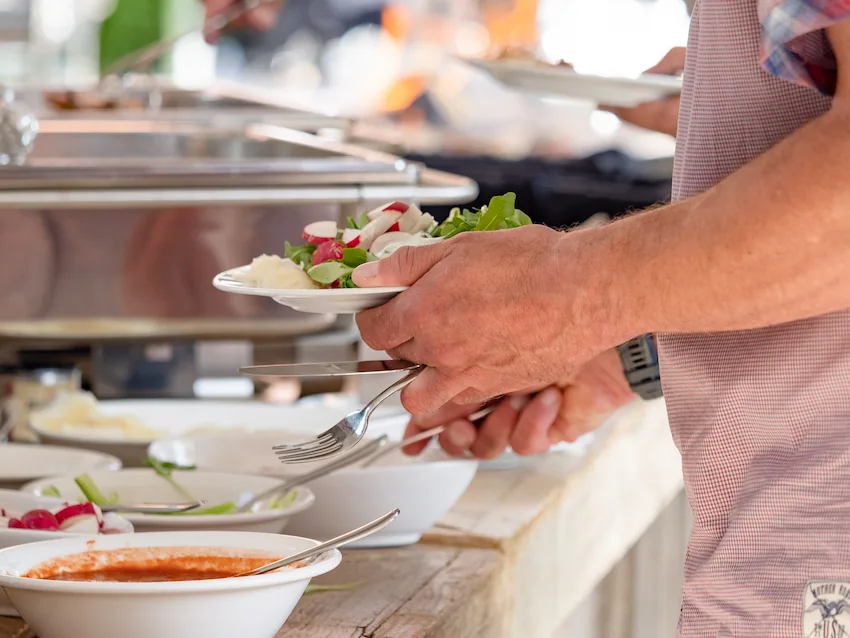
661, 0, 850, 636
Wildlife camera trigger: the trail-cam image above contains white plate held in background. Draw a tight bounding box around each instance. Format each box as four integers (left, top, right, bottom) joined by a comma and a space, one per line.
467, 58, 682, 107
213, 267, 405, 314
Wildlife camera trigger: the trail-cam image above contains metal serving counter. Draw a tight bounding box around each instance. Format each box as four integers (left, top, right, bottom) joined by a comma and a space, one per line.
0, 98, 477, 398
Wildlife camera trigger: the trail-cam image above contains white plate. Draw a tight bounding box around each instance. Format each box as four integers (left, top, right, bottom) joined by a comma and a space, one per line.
468, 58, 682, 107
22, 469, 314, 534
213, 267, 406, 314
0, 530, 341, 638
30, 397, 364, 468
0, 444, 121, 490
148, 431, 477, 548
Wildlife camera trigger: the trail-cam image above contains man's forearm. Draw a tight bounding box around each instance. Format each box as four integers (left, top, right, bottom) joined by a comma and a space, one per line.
577, 102, 850, 343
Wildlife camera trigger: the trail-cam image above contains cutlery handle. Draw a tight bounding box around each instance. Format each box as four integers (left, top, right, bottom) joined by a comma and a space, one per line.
239, 435, 389, 513
246, 509, 400, 575
362, 365, 425, 418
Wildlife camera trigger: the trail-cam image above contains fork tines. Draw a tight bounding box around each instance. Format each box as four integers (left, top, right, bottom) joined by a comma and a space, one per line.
274, 431, 344, 463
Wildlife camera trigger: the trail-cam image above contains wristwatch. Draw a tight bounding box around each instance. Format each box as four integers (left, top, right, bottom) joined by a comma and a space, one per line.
617, 334, 663, 400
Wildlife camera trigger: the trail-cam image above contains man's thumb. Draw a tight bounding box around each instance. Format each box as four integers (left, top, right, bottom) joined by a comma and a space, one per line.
352, 243, 446, 288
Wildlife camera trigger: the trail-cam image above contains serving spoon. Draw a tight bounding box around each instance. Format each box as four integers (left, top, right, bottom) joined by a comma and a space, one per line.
235, 509, 400, 577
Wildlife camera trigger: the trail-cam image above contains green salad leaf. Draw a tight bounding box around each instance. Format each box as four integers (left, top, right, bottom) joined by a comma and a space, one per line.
308, 261, 354, 285
285, 241, 317, 269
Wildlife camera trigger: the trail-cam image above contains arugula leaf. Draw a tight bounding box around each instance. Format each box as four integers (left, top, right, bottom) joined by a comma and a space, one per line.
145, 457, 196, 503
342, 248, 370, 268
475, 192, 516, 231
308, 261, 354, 285
285, 242, 317, 269
346, 210, 370, 230
42, 485, 61, 498
512, 208, 532, 227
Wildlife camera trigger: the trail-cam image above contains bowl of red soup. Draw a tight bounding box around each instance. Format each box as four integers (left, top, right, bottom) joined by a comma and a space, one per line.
0, 531, 341, 638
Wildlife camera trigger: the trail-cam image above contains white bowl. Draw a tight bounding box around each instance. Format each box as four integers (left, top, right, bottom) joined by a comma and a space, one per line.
148, 432, 477, 547
0, 531, 341, 638
21, 469, 314, 534
283, 450, 478, 547
0, 443, 121, 490
30, 397, 363, 467
0, 490, 104, 617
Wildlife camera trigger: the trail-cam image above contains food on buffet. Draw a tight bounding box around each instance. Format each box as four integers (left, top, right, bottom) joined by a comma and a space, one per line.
31, 392, 160, 441
30, 391, 253, 441
235, 192, 530, 290
0, 502, 132, 535
25, 548, 289, 582
45, 466, 297, 517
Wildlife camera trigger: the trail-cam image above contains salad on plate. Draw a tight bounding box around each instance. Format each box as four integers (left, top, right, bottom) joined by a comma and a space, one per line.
230, 192, 531, 291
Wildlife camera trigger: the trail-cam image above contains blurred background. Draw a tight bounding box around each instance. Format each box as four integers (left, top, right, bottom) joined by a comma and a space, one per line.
3, 0, 690, 224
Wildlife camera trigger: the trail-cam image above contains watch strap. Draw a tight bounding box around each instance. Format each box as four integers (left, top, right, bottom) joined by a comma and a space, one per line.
617, 334, 663, 400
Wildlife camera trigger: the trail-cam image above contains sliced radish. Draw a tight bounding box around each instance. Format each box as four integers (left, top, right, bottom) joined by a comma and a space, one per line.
302, 221, 338, 245
415, 213, 437, 233
342, 228, 361, 248
313, 239, 346, 266
61, 515, 100, 535
20, 509, 61, 531
358, 213, 401, 251
370, 232, 414, 256
8, 518, 25, 529
100, 513, 134, 535
56, 502, 103, 527
366, 201, 409, 221
397, 204, 424, 233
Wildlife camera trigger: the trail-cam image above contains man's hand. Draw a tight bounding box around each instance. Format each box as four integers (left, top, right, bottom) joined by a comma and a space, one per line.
400, 349, 636, 459
353, 225, 626, 415
601, 47, 685, 137
203, 0, 285, 42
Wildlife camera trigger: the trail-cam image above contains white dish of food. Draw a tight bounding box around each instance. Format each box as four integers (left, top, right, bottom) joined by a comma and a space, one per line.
0, 530, 341, 638
0, 443, 121, 490
22, 469, 314, 535
148, 430, 477, 548
0, 490, 133, 617
467, 57, 682, 107
213, 193, 532, 314
29, 392, 363, 467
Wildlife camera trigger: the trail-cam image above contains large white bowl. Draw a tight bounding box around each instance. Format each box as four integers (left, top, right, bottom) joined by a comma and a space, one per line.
0, 531, 341, 638
21, 469, 314, 534
0, 490, 108, 617
30, 396, 363, 467
149, 432, 478, 548
0, 443, 121, 490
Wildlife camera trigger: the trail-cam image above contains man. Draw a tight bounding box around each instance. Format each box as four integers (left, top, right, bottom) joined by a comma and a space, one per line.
211, 2, 850, 635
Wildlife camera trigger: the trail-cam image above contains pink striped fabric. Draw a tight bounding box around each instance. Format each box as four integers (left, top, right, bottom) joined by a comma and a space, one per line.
662, 1, 850, 636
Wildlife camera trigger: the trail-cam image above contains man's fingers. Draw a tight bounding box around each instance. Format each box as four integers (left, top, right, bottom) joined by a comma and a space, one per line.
509, 387, 561, 455
400, 367, 466, 415
437, 420, 477, 457
204, 0, 283, 42
352, 243, 448, 288
469, 399, 520, 460
645, 46, 687, 75
410, 401, 483, 430
401, 418, 431, 456
355, 295, 415, 352
549, 383, 614, 443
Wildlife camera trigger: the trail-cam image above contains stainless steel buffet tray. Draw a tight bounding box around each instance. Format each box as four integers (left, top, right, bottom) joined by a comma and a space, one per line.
30, 80, 352, 131
0, 121, 478, 208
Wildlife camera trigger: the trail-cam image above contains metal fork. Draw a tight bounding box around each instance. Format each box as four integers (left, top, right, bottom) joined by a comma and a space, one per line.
272, 365, 425, 464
